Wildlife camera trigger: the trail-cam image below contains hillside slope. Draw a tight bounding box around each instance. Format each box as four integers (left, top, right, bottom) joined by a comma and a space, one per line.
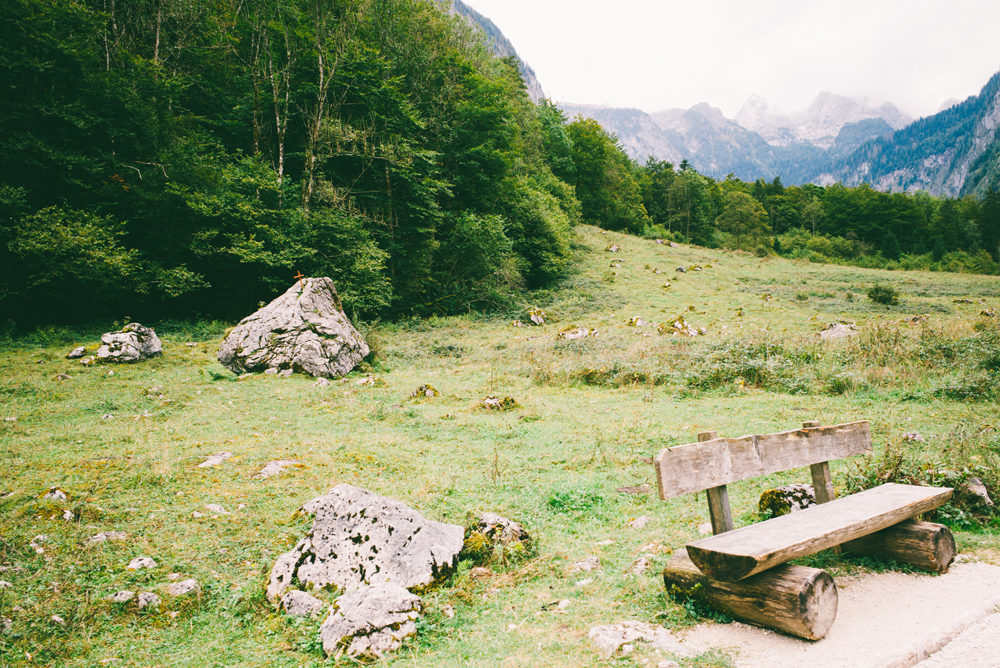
820, 71, 1000, 197
450, 0, 545, 102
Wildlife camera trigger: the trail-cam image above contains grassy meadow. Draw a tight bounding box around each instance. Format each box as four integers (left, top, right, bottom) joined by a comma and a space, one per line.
2, 224, 1000, 667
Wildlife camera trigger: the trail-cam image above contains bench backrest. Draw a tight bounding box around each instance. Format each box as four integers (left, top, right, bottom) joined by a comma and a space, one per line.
655, 421, 871, 501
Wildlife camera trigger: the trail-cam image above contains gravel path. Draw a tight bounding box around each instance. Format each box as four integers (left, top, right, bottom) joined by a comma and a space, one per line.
680, 560, 1000, 668
914, 613, 1000, 667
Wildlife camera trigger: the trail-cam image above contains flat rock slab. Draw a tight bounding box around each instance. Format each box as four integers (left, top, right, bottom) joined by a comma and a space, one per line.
218, 277, 368, 378
588, 621, 704, 659
197, 452, 232, 468
319, 583, 421, 659
267, 484, 463, 601
253, 460, 302, 479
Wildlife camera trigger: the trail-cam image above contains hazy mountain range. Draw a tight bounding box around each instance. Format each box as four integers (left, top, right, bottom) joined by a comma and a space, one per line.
459, 3, 1000, 197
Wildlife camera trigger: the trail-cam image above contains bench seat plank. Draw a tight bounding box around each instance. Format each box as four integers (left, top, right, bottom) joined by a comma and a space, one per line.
686, 483, 953, 581
655, 421, 871, 500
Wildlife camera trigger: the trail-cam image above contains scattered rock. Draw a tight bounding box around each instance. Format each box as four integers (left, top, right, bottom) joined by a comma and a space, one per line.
595, 540, 614, 547
762, 293, 773, 302
981, 308, 997, 317
410, 384, 439, 398
218, 277, 369, 378
606, 244, 620, 253
953, 298, 976, 304
588, 621, 702, 659
557, 325, 597, 340
575, 577, 593, 587
204, 504, 230, 515
629, 558, 652, 575
669, 241, 679, 248
626, 317, 652, 327
264, 368, 278, 375
469, 567, 492, 579
165, 578, 200, 597
907, 314, 929, 324
55, 373, 71, 381
627, 516, 651, 529
281, 590, 325, 617
675, 266, 686, 273
658, 661, 681, 668
655, 239, 664, 245
463, 513, 533, 563
527, 308, 546, 326
510, 320, 524, 327
51, 615, 65, 624
137, 592, 160, 609
759, 484, 816, 517
97, 323, 162, 363
106, 590, 135, 603
0, 580, 11, 589
314, 377, 330, 387
697, 522, 713, 536
902, 432, 926, 443
197, 452, 233, 468
319, 583, 422, 659
480, 395, 518, 411
145, 386, 165, 397
43, 487, 67, 502
127, 557, 157, 571
253, 460, 303, 479
960, 477, 994, 507
657, 315, 700, 337
817, 322, 858, 339
62, 509, 74, 521
266, 484, 464, 602
192, 511, 204, 518
66, 346, 86, 359
277, 369, 294, 378
570, 556, 601, 573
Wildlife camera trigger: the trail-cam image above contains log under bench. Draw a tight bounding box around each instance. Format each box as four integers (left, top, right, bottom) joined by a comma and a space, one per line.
655, 421, 955, 640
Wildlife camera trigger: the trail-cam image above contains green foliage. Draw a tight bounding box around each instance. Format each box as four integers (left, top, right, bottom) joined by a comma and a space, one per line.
867, 284, 900, 305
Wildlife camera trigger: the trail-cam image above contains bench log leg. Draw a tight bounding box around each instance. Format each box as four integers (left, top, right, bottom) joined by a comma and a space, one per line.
841, 520, 956, 574
663, 549, 838, 641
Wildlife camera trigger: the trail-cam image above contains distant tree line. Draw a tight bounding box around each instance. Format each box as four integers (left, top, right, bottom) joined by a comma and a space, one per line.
554, 111, 1000, 275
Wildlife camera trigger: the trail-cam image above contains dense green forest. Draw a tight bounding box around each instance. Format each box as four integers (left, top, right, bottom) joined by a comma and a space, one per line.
1, 0, 998, 328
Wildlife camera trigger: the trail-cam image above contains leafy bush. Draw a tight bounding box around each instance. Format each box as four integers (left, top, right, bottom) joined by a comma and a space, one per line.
867, 284, 900, 305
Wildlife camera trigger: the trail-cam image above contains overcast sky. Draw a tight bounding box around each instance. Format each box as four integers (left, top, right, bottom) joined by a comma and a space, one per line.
465, 0, 1000, 119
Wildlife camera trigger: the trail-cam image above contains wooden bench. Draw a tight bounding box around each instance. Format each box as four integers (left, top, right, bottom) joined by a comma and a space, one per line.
655, 421, 955, 639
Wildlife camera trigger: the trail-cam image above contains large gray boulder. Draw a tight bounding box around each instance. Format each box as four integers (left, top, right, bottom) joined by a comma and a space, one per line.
218, 277, 368, 378
97, 323, 162, 362
319, 583, 421, 659
266, 484, 464, 602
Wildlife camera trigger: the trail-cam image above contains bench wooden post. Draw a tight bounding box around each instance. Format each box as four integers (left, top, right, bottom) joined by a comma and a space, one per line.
803, 420, 837, 504
699, 430, 734, 534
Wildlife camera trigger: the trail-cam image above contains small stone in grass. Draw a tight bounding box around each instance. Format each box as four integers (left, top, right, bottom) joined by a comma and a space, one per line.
165, 579, 200, 597
137, 592, 160, 609
127, 557, 156, 571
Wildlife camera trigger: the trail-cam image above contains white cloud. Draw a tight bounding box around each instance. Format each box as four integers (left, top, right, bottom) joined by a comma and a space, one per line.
465, 0, 1000, 118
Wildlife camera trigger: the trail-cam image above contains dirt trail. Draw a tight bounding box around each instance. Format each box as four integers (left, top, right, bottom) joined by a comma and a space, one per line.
680, 559, 1000, 668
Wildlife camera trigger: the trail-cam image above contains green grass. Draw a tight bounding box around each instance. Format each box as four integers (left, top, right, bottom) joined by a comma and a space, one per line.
1, 225, 999, 667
